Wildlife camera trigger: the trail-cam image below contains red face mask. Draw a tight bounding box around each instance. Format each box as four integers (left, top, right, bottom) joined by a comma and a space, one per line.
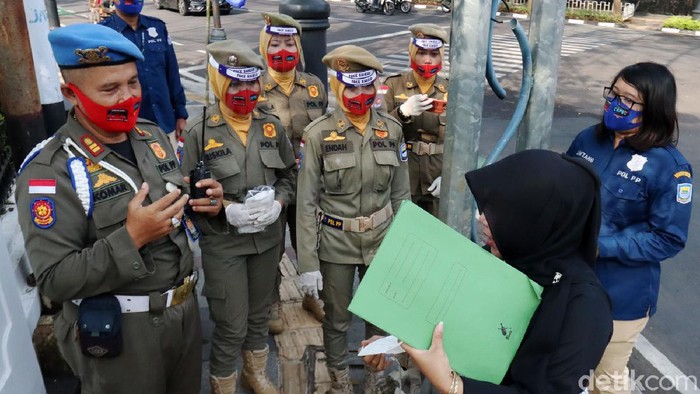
267, 49, 299, 73
342, 92, 375, 116
225, 89, 259, 115
69, 84, 141, 134
411, 59, 442, 79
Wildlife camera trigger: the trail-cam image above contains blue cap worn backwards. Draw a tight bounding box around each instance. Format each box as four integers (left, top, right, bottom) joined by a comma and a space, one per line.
48, 23, 144, 69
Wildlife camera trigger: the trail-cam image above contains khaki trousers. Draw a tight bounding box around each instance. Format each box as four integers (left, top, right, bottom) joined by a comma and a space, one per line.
202, 246, 280, 376
320, 261, 384, 369
591, 317, 649, 394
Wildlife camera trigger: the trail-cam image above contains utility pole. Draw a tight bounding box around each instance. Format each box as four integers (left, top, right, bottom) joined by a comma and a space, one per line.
516, 0, 566, 150
0, 0, 48, 169
693, 0, 700, 21
44, 0, 60, 28
438, 0, 493, 236
208, 0, 226, 42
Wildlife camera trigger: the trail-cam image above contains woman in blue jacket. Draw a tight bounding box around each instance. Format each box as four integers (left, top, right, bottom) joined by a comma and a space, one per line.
566, 62, 692, 394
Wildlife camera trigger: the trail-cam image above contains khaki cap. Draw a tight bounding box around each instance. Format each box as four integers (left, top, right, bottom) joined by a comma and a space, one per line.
322, 45, 383, 73
409, 23, 448, 42
206, 39, 264, 70
262, 12, 302, 35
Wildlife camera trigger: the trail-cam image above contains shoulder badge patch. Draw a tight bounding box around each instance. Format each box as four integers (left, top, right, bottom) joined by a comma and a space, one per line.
204, 139, 224, 151
677, 183, 692, 204
149, 142, 168, 160
626, 154, 648, 172
400, 142, 408, 162
323, 131, 346, 142
263, 123, 277, 138
81, 134, 104, 157
31, 198, 56, 229
308, 85, 319, 98
674, 171, 691, 179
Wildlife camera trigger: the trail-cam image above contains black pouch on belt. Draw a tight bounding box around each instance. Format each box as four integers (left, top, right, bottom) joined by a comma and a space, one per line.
78, 294, 123, 358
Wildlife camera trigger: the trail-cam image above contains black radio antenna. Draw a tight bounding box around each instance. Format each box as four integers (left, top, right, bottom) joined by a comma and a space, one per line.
199, 106, 207, 163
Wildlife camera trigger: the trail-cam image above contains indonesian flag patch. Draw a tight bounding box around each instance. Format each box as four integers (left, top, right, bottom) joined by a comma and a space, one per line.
29, 179, 57, 194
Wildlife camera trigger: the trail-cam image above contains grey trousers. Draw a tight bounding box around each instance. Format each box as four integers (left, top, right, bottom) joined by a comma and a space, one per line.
320, 261, 384, 369
202, 246, 280, 376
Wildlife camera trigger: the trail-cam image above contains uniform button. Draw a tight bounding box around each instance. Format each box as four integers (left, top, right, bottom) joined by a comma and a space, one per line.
152, 316, 161, 324
618, 188, 623, 193
132, 262, 141, 270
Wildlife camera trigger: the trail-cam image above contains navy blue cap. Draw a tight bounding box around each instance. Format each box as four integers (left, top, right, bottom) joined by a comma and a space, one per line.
48, 23, 144, 69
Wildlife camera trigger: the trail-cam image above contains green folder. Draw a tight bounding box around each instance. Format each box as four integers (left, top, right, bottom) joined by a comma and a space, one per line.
348, 201, 543, 384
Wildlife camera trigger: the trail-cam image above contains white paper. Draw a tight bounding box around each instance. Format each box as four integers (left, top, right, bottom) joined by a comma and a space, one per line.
357, 335, 405, 357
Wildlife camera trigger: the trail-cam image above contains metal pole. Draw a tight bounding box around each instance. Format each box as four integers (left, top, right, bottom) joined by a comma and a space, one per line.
44, 0, 60, 28
209, 0, 227, 42
515, 0, 566, 151
693, 0, 700, 21
438, 0, 492, 236
0, 0, 48, 169
279, 0, 331, 95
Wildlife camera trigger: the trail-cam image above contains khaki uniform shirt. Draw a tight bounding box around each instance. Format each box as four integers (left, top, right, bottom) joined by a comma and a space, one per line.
258, 71, 328, 157
16, 115, 193, 303
382, 72, 449, 196
179, 105, 297, 256
296, 109, 411, 272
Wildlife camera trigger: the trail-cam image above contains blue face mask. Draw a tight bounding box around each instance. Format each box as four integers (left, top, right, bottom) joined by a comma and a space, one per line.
115, 0, 144, 15
603, 96, 642, 132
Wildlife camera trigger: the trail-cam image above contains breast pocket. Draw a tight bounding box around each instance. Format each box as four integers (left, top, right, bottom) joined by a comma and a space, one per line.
259, 149, 287, 185
145, 42, 167, 70
372, 150, 400, 192
602, 180, 647, 223
92, 195, 129, 239
209, 156, 243, 198
322, 154, 358, 194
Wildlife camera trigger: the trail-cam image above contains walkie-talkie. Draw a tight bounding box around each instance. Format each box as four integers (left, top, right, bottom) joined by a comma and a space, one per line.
189, 106, 212, 199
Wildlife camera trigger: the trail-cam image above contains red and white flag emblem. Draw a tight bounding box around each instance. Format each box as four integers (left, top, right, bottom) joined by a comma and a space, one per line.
28, 179, 57, 194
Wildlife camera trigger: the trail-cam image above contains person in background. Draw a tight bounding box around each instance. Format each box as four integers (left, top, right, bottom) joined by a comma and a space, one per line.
566, 62, 692, 394
102, 0, 188, 149
257, 12, 328, 334
16, 23, 224, 394
363, 150, 613, 394
179, 40, 296, 394
382, 24, 449, 217
296, 45, 411, 393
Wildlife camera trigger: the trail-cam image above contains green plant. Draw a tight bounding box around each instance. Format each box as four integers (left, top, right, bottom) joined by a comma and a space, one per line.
566, 9, 623, 23
663, 16, 700, 31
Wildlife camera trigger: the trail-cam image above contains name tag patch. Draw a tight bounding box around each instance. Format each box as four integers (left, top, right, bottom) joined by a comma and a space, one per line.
205, 148, 233, 162
305, 100, 324, 109
323, 141, 353, 155
93, 181, 131, 203
156, 159, 178, 175
370, 139, 397, 151
260, 140, 280, 150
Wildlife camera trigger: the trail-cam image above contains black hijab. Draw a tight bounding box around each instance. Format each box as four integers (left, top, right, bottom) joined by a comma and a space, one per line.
465, 150, 604, 392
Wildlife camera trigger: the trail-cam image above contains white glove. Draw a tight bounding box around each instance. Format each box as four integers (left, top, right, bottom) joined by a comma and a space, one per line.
427, 176, 441, 197
225, 203, 255, 228
254, 200, 282, 226
300, 271, 324, 299
399, 94, 434, 117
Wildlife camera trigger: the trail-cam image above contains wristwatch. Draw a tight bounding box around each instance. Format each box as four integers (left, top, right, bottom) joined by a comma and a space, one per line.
397, 106, 412, 123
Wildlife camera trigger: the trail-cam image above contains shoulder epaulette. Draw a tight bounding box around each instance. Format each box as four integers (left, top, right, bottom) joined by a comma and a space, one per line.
304, 112, 333, 133
18, 136, 56, 174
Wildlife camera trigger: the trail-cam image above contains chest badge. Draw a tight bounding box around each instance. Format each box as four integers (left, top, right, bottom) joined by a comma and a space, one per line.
149, 142, 168, 160
204, 139, 224, 151
93, 173, 118, 188
308, 85, 319, 98
263, 123, 277, 138
147, 27, 158, 38
374, 129, 388, 139
626, 154, 648, 172
406, 81, 414, 89
324, 131, 346, 142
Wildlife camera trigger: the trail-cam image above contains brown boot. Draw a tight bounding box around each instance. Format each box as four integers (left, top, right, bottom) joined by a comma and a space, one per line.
327, 367, 353, 394
268, 301, 284, 335
209, 371, 237, 394
302, 294, 325, 322
241, 345, 278, 394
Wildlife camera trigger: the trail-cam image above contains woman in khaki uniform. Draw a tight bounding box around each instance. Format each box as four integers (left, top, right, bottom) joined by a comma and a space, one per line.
257, 12, 328, 333
179, 40, 296, 394
296, 45, 411, 393
382, 24, 449, 217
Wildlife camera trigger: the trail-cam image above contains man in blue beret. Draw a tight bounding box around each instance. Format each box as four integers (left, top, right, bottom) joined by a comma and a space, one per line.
101, 0, 188, 149
15, 23, 225, 394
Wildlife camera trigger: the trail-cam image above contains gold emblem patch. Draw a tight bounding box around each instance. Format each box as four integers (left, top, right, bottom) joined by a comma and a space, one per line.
93, 173, 118, 188
336, 119, 346, 129
437, 83, 446, 93
376, 120, 386, 129
264, 83, 273, 91
374, 129, 388, 139
204, 139, 224, 151
415, 32, 425, 38
336, 58, 350, 72
324, 131, 346, 142
300, 78, 307, 85
75, 46, 110, 65
406, 81, 414, 88
134, 126, 152, 137
394, 94, 410, 100
264, 15, 272, 25
211, 114, 221, 124
308, 85, 319, 98
149, 142, 167, 160
263, 123, 277, 138
86, 159, 103, 174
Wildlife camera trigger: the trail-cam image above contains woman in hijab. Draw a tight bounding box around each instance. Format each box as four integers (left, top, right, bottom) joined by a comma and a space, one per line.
363, 150, 613, 393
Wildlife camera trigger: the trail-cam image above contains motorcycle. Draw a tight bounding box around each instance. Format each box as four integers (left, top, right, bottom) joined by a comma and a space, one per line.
439, 0, 451, 13
355, 0, 402, 15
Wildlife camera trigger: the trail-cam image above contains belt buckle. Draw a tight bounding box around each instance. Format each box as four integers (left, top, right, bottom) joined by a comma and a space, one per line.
419, 142, 430, 155
170, 276, 194, 307
358, 217, 371, 233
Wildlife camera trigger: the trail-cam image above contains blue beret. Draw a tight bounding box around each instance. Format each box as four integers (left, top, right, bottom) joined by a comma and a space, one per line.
48, 23, 144, 69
